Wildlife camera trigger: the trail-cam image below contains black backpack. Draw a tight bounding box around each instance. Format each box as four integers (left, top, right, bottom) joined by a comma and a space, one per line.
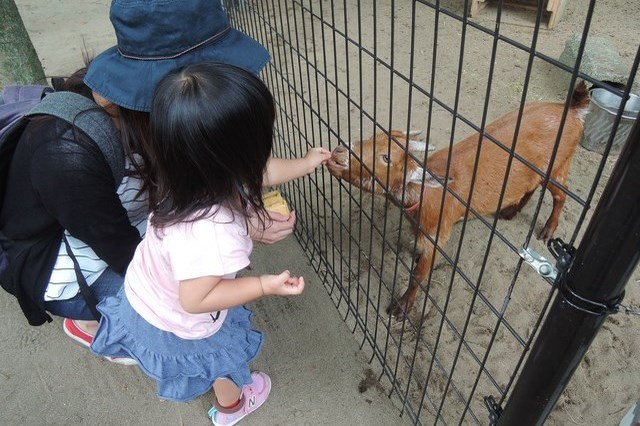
0, 85, 125, 320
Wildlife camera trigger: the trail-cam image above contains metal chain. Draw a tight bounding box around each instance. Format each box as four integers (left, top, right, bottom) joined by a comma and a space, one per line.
617, 304, 640, 316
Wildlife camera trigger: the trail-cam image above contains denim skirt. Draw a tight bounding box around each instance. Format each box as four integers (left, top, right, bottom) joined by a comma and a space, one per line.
90, 288, 264, 402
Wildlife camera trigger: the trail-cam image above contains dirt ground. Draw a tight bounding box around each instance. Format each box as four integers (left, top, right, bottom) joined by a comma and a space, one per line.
268, 0, 640, 424
5, 0, 639, 425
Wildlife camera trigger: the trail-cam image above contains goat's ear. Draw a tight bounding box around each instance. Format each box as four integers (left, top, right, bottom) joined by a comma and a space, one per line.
407, 167, 425, 185
407, 139, 436, 152
426, 173, 453, 188
407, 167, 453, 188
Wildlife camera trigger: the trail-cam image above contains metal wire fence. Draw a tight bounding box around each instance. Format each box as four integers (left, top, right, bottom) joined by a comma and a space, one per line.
226, 1, 639, 424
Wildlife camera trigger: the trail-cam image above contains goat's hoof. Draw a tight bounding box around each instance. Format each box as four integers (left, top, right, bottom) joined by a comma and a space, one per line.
537, 226, 554, 243
386, 300, 411, 321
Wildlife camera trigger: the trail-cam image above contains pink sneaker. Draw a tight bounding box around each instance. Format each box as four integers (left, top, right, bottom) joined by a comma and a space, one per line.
208, 372, 272, 426
62, 318, 137, 366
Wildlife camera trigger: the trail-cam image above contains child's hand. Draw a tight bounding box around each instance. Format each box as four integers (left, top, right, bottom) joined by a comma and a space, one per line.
260, 271, 305, 297
304, 147, 332, 173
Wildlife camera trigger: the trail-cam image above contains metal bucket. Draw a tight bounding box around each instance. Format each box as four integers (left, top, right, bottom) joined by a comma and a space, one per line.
581, 88, 640, 154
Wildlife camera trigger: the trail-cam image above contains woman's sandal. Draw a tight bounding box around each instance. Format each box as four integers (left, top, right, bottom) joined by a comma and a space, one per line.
63, 318, 137, 366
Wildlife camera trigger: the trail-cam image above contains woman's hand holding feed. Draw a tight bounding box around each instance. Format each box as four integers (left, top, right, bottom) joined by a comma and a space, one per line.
249, 210, 296, 244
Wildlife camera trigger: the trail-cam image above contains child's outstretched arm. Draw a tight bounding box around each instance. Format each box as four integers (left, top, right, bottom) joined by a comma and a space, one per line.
179, 270, 305, 314
263, 147, 332, 187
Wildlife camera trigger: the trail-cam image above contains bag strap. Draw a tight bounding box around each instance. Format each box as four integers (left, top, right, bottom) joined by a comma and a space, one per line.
62, 235, 101, 320
26, 91, 125, 186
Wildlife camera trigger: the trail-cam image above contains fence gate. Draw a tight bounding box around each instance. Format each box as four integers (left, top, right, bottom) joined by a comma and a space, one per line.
225, 1, 640, 424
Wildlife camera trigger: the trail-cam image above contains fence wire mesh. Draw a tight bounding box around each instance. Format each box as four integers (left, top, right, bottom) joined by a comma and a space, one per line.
226, 1, 639, 424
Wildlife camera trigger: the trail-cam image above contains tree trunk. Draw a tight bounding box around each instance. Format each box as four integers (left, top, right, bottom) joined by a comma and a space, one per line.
0, 0, 46, 91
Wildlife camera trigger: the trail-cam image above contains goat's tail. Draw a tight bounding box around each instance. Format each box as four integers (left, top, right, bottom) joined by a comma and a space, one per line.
570, 80, 590, 110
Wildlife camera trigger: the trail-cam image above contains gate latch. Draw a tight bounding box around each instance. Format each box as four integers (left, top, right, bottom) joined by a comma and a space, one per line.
519, 246, 557, 281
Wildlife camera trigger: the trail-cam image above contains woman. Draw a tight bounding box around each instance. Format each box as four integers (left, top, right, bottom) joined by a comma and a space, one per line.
0, 0, 295, 357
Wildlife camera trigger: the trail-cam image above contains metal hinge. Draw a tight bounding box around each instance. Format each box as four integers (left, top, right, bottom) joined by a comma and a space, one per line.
519, 238, 576, 282
484, 395, 503, 425
519, 246, 558, 281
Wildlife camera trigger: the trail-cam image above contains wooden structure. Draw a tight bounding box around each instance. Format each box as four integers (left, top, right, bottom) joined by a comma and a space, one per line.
470, 0, 567, 29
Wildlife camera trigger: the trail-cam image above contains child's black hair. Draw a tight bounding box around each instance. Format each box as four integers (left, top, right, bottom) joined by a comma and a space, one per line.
148, 62, 275, 228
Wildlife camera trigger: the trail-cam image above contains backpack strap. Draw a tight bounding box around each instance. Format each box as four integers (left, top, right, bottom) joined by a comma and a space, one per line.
62, 235, 101, 320
26, 91, 125, 186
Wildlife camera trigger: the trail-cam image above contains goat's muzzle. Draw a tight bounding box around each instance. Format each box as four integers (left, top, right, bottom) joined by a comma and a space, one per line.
327, 146, 350, 178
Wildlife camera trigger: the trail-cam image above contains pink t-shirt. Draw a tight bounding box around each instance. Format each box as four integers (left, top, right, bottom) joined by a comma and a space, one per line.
124, 206, 252, 339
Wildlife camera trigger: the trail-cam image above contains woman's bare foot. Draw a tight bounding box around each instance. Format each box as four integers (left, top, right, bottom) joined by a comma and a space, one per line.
72, 319, 99, 336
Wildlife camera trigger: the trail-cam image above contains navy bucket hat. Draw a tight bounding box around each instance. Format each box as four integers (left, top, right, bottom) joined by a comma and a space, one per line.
84, 0, 270, 112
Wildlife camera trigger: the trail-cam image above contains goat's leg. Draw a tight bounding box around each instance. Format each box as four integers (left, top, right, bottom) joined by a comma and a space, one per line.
388, 198, 456, 321
387, 251, 433, 321
499, 189, 535, 220
538, 163, 569, 241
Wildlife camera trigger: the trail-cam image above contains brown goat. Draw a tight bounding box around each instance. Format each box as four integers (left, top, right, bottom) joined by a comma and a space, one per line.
326, 83, 589, 320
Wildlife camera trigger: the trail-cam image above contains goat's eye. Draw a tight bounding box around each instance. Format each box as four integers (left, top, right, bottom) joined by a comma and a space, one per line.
381, 154, 391, 164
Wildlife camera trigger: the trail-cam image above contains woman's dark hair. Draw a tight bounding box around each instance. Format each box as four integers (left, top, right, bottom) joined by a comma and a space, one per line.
148, 62, 275, 228
58, 59, 152, 198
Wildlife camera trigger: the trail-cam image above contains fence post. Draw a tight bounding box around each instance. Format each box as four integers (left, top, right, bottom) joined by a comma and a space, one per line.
497, 118, 640, 425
